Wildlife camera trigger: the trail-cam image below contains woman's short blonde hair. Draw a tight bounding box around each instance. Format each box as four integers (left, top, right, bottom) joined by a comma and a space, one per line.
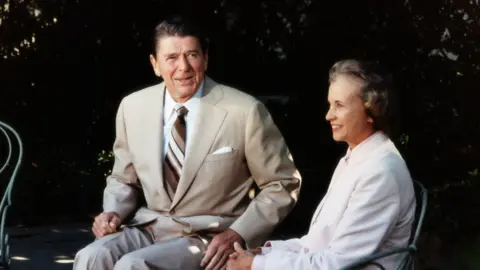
329, 59, 398, 136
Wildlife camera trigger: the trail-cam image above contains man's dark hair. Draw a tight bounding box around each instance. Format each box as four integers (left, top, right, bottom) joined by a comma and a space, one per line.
151, 15, 209, 56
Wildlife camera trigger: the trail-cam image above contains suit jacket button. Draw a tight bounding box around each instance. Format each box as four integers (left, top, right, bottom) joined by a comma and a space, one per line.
169, 210, 175, 215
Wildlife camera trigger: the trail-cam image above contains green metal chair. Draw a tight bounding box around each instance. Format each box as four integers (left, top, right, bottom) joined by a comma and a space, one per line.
0, 121, 23, 269
339, 180, 428, 270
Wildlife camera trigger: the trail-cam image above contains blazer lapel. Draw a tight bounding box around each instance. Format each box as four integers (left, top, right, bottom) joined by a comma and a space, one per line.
170, 78, 226, 209
310, 157, 348, 227
143, 82, 172, 203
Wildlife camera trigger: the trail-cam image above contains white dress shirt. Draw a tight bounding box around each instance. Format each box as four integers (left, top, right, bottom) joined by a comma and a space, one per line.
252, 131, 416, 270
162, 81, 204, 159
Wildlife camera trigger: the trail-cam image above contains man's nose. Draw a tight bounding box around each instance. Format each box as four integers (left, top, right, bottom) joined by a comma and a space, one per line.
178, 55, 191, 71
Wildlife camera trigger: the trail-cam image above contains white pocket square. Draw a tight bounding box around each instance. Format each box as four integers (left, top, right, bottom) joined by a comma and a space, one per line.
212, 147, 234, 154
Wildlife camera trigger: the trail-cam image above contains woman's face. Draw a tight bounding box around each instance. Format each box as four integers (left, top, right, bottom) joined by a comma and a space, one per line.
325, 74, 375, 149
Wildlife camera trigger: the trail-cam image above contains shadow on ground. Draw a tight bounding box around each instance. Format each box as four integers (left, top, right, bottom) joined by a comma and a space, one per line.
8, 223, 92, 270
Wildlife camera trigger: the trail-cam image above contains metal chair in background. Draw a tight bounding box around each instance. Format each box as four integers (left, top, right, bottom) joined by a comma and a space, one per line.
0, 121, 23, 269
340, 180, 428, 270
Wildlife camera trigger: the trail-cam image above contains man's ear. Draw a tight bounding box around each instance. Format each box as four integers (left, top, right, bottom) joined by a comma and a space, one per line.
150, 54, 161, 77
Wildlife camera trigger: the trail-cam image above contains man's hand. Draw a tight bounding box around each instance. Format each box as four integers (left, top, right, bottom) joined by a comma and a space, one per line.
92, 211, 121, 238
229, 246, 262, 260
226, 242, 255, 270
201, 229, 244, 270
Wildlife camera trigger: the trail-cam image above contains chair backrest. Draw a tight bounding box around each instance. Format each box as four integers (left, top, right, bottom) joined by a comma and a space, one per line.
385, 180, 428, 270
339, 180, 428, 270
410, 180, 428, 246
0, 121, 23, 267
396, 180, 428, 270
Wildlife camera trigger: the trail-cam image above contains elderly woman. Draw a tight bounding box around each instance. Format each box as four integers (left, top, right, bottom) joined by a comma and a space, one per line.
226, 59, 416, 270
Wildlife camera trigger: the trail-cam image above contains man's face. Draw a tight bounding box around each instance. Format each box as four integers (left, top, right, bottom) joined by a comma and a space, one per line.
150, 35, 208, 103
325, 74, 374, 148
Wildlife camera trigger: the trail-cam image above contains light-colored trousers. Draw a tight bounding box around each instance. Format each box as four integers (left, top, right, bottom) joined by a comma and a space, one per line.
73, 220, 208, 270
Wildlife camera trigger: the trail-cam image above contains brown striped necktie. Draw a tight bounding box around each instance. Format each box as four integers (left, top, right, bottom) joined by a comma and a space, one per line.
163, 106, 188, 199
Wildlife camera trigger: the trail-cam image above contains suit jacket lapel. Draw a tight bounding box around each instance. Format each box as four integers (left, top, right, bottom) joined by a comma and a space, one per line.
170, 77, 226, 209
143, 81, 172, 203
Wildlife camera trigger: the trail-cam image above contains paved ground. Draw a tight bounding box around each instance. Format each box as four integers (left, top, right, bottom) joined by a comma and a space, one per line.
8, 223, 93, 270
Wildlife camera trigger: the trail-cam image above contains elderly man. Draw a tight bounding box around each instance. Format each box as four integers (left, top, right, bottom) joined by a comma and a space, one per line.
73, 15, 301, 270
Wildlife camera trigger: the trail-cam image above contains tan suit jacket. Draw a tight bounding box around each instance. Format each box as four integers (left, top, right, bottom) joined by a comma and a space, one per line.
103, 76, 301, 247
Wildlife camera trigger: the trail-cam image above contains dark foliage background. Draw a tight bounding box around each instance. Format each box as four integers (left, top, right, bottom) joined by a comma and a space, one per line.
1, 0, 479, 268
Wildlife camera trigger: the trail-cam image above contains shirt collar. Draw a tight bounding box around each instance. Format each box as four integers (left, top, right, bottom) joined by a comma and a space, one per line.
182, 80, 204, 111
344, 131, 389, 165
164, 80, 204, 119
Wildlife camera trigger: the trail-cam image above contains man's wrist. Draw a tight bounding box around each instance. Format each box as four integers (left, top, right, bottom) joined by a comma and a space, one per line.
103, 206, 128, 221
108, 211, 120, 217
227, 228, 245, 244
